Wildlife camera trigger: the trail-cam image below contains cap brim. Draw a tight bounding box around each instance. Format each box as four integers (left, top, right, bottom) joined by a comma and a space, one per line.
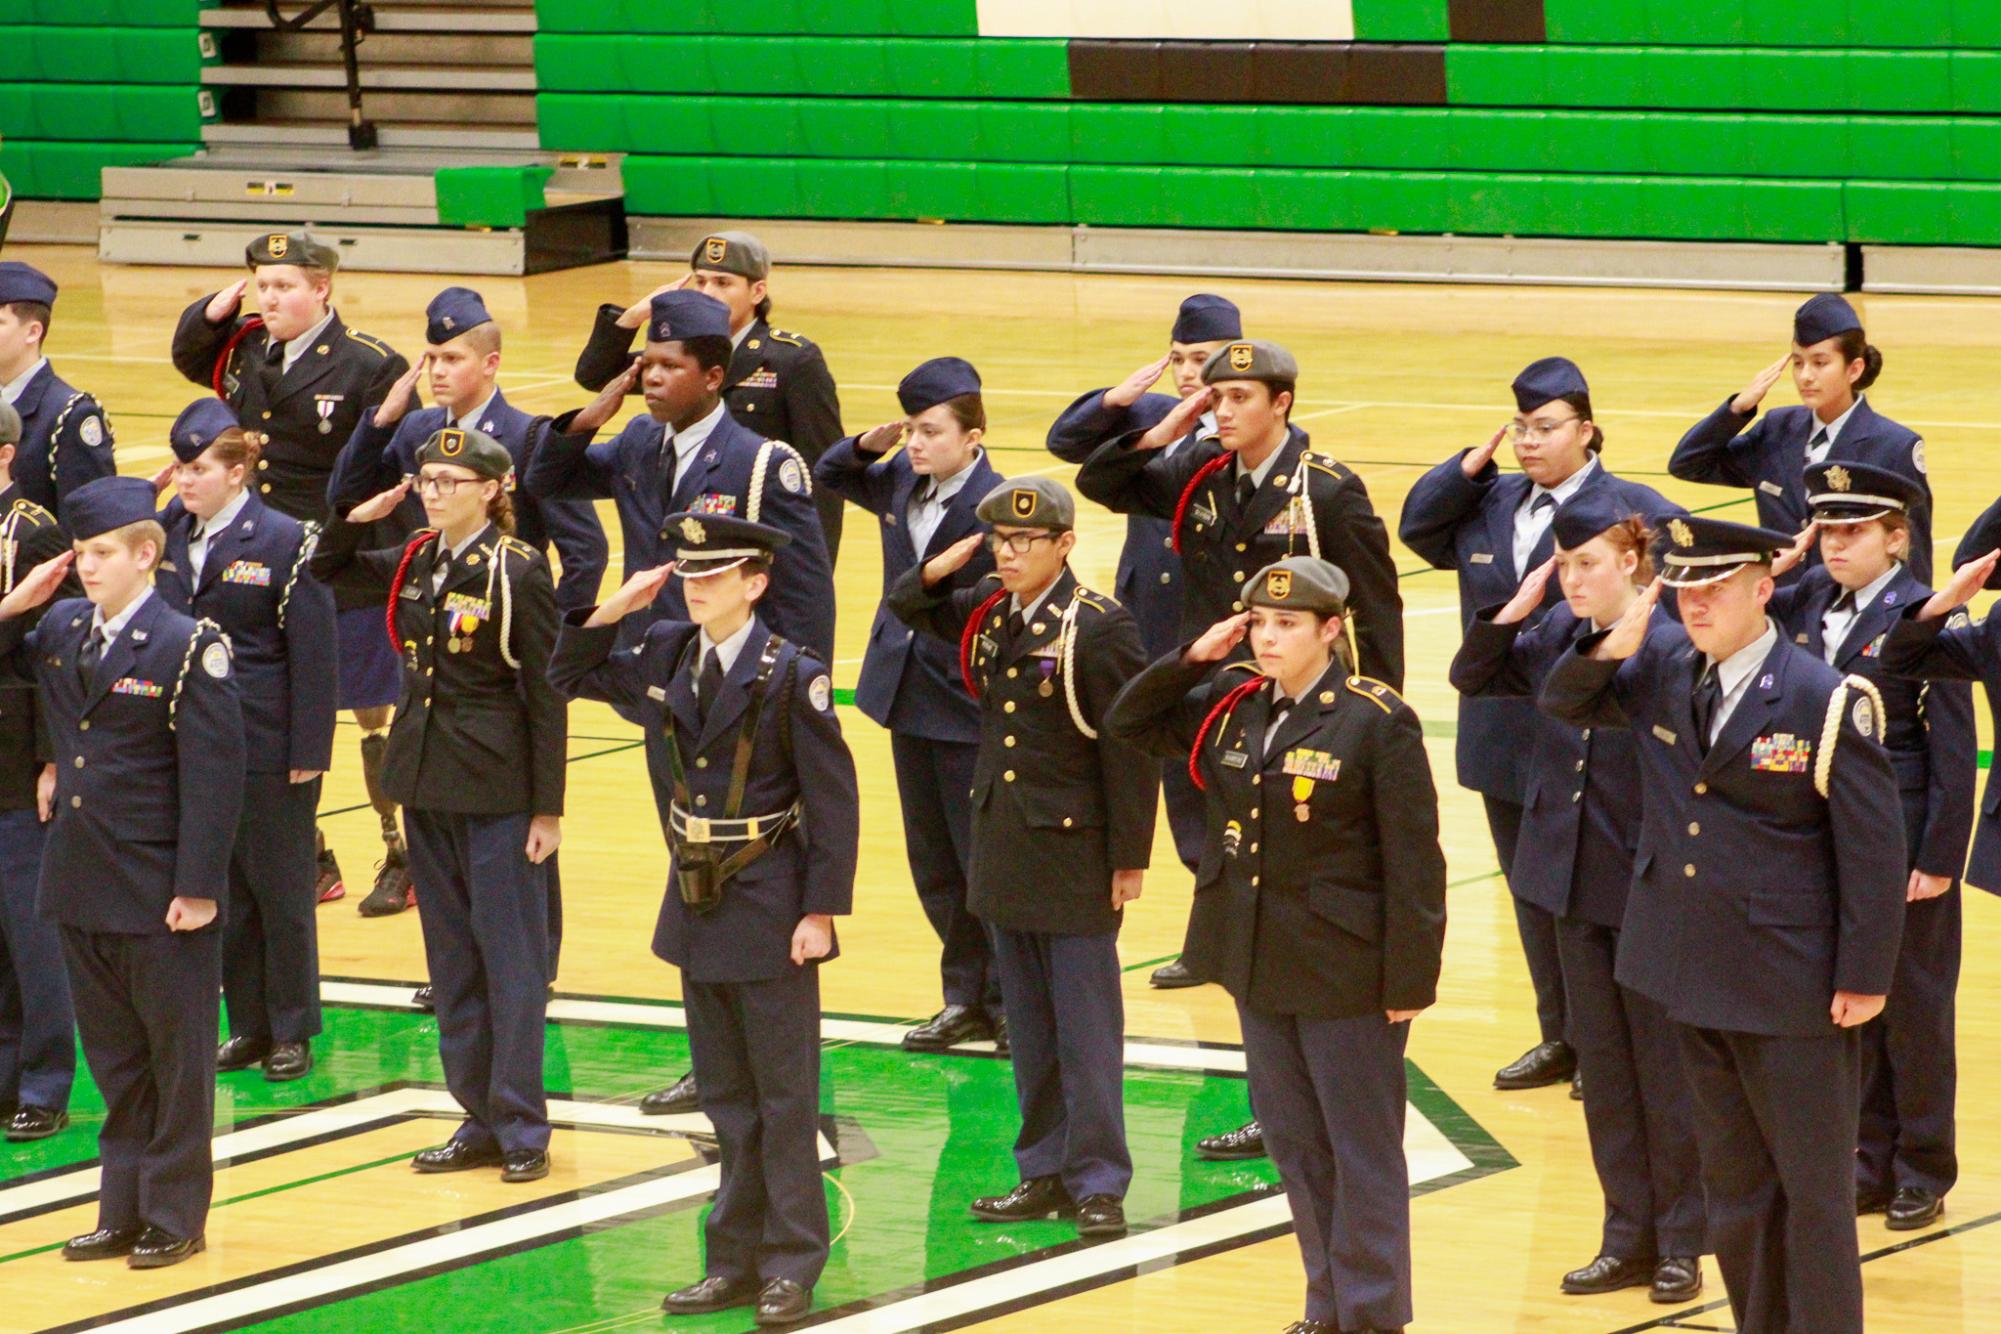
1660, 557, 1764, 587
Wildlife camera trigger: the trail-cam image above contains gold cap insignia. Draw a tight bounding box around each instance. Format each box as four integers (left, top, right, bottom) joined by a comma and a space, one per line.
438, 428, 465, 457
679, 516, 706, 543
703, 236, 728, 264
1010, 488, 1038, 519
1228, 342, 1255, 372
1826, 464, 1852, 492
1266, 569, 1293, 600
267, 233, 289, 258
1669, 518, 1694, 549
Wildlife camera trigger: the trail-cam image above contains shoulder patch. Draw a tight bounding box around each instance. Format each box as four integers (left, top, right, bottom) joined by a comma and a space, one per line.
1852, 694, 1875, 739
344, 329, 394, 357
76, 413, 105, 449
201, 639, 231, 680
1344, 674, 1403, 713
808, 673, 832, 712
1911, 438, 1927, 476
1947, 609, 1973, 631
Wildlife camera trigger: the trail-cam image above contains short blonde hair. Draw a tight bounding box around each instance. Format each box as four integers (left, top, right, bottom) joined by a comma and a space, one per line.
103, 519, 168, 569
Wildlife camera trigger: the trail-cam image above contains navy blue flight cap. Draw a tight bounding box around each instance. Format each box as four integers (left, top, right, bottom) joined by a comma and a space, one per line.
1805, 459, 1923, 525
648, 289, 731, 344
662, 510, 791, 575
1172, 294, 1241, 344
62, 476, 161, 542
1794, 293, 1862, 346
426, 287, 492, 346
897, 357, 981, 416
1511, 356, 1588, 413
0, 262, 57, 307
1550, 490, 1643, 552
169, 399, 241, 463
1655, 515, 1795, 587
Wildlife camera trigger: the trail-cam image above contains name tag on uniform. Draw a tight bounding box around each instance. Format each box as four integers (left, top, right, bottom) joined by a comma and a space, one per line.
1758, 480, 1784, 496
112, 678, 164, 698
1221, 750, 1249, 769
1190, 501, 1217, 527
646, 685, 667, 701
1282, 748, 1341, 781
400, 585, 423, 601
1469, 552, 1494, 564
1651, 724, 1678, 745
977, 634, 998, 660
1751, 732, 1811, 773
741, 369, 778, 389
222, 560, 271, 587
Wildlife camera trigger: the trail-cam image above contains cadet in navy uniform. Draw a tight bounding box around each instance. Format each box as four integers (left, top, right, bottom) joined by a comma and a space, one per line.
1106, 557, 1446, 1334
528, 289, 834, 667
1448, 493, 1704, 1304
888, 477, 1155, 1241
548, 513, 858, 1327
1543, 516, 1907, 1334
311, 428, 566, 1184
1806, 467, 1977, 1230
816, 357, 1006, 1052
1046, 293, 1241, 991
0, 262, 115, 514
574, 231, 847, 562
1670, 294, 1932, 580
1075, 339, 1402, 689
1939, 495, 2001, 891
153, 400, 337, 1085
0, 401, 77, 1142
0, 476, 245, 1267
171, 232, 412, 910
1399, 357, 1681, 1093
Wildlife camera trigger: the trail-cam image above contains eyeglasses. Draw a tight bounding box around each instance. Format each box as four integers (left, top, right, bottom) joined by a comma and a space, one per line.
1508, 416, 1581, 443
415, 473, 479, 496
986, 532, 1058, 555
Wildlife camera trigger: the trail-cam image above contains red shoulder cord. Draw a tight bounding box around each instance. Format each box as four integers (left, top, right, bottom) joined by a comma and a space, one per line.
385, 530, 440, 653
211, 316, 267, 399
1189, 674, 1269, 792
1171, 452, 1235, 554
958, 586, 1010, 698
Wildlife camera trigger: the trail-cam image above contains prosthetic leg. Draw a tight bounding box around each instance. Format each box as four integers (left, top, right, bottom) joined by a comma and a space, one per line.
356, 729, 415, 917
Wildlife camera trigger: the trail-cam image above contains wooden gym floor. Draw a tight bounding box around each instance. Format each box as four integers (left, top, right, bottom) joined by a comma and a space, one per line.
3, 242, 2000, 1331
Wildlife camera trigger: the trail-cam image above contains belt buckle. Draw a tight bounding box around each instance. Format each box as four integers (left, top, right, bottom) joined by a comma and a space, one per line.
683, 816, 712, 844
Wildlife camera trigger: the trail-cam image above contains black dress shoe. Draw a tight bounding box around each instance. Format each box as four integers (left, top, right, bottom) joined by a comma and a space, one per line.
903, 1004, 996, 1051
6, 1105, 68, 1141
263, 1041, 312, 1082
127, 1227, 206, 1269
1150, 957, 1203, 989
412, 985, 435, 1011
1856, 1185, 1893, 1215
412, 1139, 504, 1173
1885, 1186, 1944, 1231
640, 1071, 700, 1115
1196, 1119, 1266, 1161
1279, 1322, 1338, 1334
662, 1273, 758, 1314
1076, 1194, 1126, 1236
970, 1176, 1075, 1222
1560, 1253, 1655, 1295
501, 1148, 550, 1183
215, 1035, 272, 1072
1494, 1040, 1576, 1090
1651, 1255, 1702, 1303
993, 1014, 1010, 1056
62, 1226, 143, 1261
754, 1277, 812, 1325
1570, 1070, 1584, 1101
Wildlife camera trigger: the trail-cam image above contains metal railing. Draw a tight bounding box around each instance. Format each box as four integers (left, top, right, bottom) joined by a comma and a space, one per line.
263, 0, 378, 150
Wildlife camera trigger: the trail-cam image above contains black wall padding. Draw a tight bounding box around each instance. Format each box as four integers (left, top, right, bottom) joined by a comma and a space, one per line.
1448, 0, 1546, 43
1069, 40, 1163, 101
1160, 40, 1256, 102
1067, 42, 1447, 106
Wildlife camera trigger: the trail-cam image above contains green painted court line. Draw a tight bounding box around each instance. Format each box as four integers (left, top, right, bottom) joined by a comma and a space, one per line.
1448, 869, 1504, 888
1122, 951, 1180, 974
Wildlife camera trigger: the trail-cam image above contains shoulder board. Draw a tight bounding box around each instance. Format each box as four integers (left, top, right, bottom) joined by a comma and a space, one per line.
343, 329, 394, 357
9, 499, 52, 528
766, 328, 806, 347
499, 535, 539, 563
1344, 675, 1404, 713
1219, 661, 1262, 677
1301, 452, 1350, 479
1072, 589, 1117, 613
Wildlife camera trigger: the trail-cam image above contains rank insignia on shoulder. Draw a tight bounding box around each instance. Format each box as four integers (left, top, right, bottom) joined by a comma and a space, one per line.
1750, 732, 1811, 773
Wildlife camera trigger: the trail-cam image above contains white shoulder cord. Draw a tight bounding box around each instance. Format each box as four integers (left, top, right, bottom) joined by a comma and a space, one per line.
169, 617, 225, 732
1059, 597, 1097, 740
277, 520, 318, 630
481, 550, 520, 670
1288, 467, 1322, 561
1814, 673, 1887, 798
747, 441, 774, 523
0, 507, 21, 595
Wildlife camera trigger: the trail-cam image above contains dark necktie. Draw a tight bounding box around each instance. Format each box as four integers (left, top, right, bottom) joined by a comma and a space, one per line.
1692, 667, 1722, 752
1006, 609, 1026, 648
1831, 590, 1856, 615
1531, 492, 1555, 516
431, 547, 453, 599
659, 429, 677, 482
1807, 427, 1830, 459
79, 627, 103, 693
1234, 473, 1257, 513
697, 651, 724, 724
1268, 694, 1293, 732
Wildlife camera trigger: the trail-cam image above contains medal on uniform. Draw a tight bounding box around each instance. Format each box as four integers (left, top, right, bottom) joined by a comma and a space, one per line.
1037, 657, 1057, 697
1292, 775, 1314, 822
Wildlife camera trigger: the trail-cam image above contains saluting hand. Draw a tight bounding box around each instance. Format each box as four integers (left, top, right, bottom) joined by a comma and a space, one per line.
1591, 576, 1661, 661
1730, 351, 1794, 415
568, 360, 641, 438
375, 353, 431, 429
1111, 868, 1144, 910
1185, 611, 1250, 665
525, 814, 562, 864
1494, 556, 1557, 625
857, 419, 907, 455
346, 477, 413, 525
1831, 990, 1886, 1028
1771, 520, 1817, 579
1919, 548, 1998, 621
1460, 425, 1508, 479
921, 533, 983, 587
585, 563, 676, 627
165, 896, 217, 932
0, 551, 73, 621
791, 912, 833, 965
616, 274, 690, 330
1135, 386, 1211, 451
1104, 353, 1172, 409
148, 459, 178, 497
205, 277, 249, 325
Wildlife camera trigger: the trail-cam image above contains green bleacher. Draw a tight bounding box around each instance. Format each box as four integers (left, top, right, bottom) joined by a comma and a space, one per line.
0, 3, 206, 200
534, 0, 2001, 247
